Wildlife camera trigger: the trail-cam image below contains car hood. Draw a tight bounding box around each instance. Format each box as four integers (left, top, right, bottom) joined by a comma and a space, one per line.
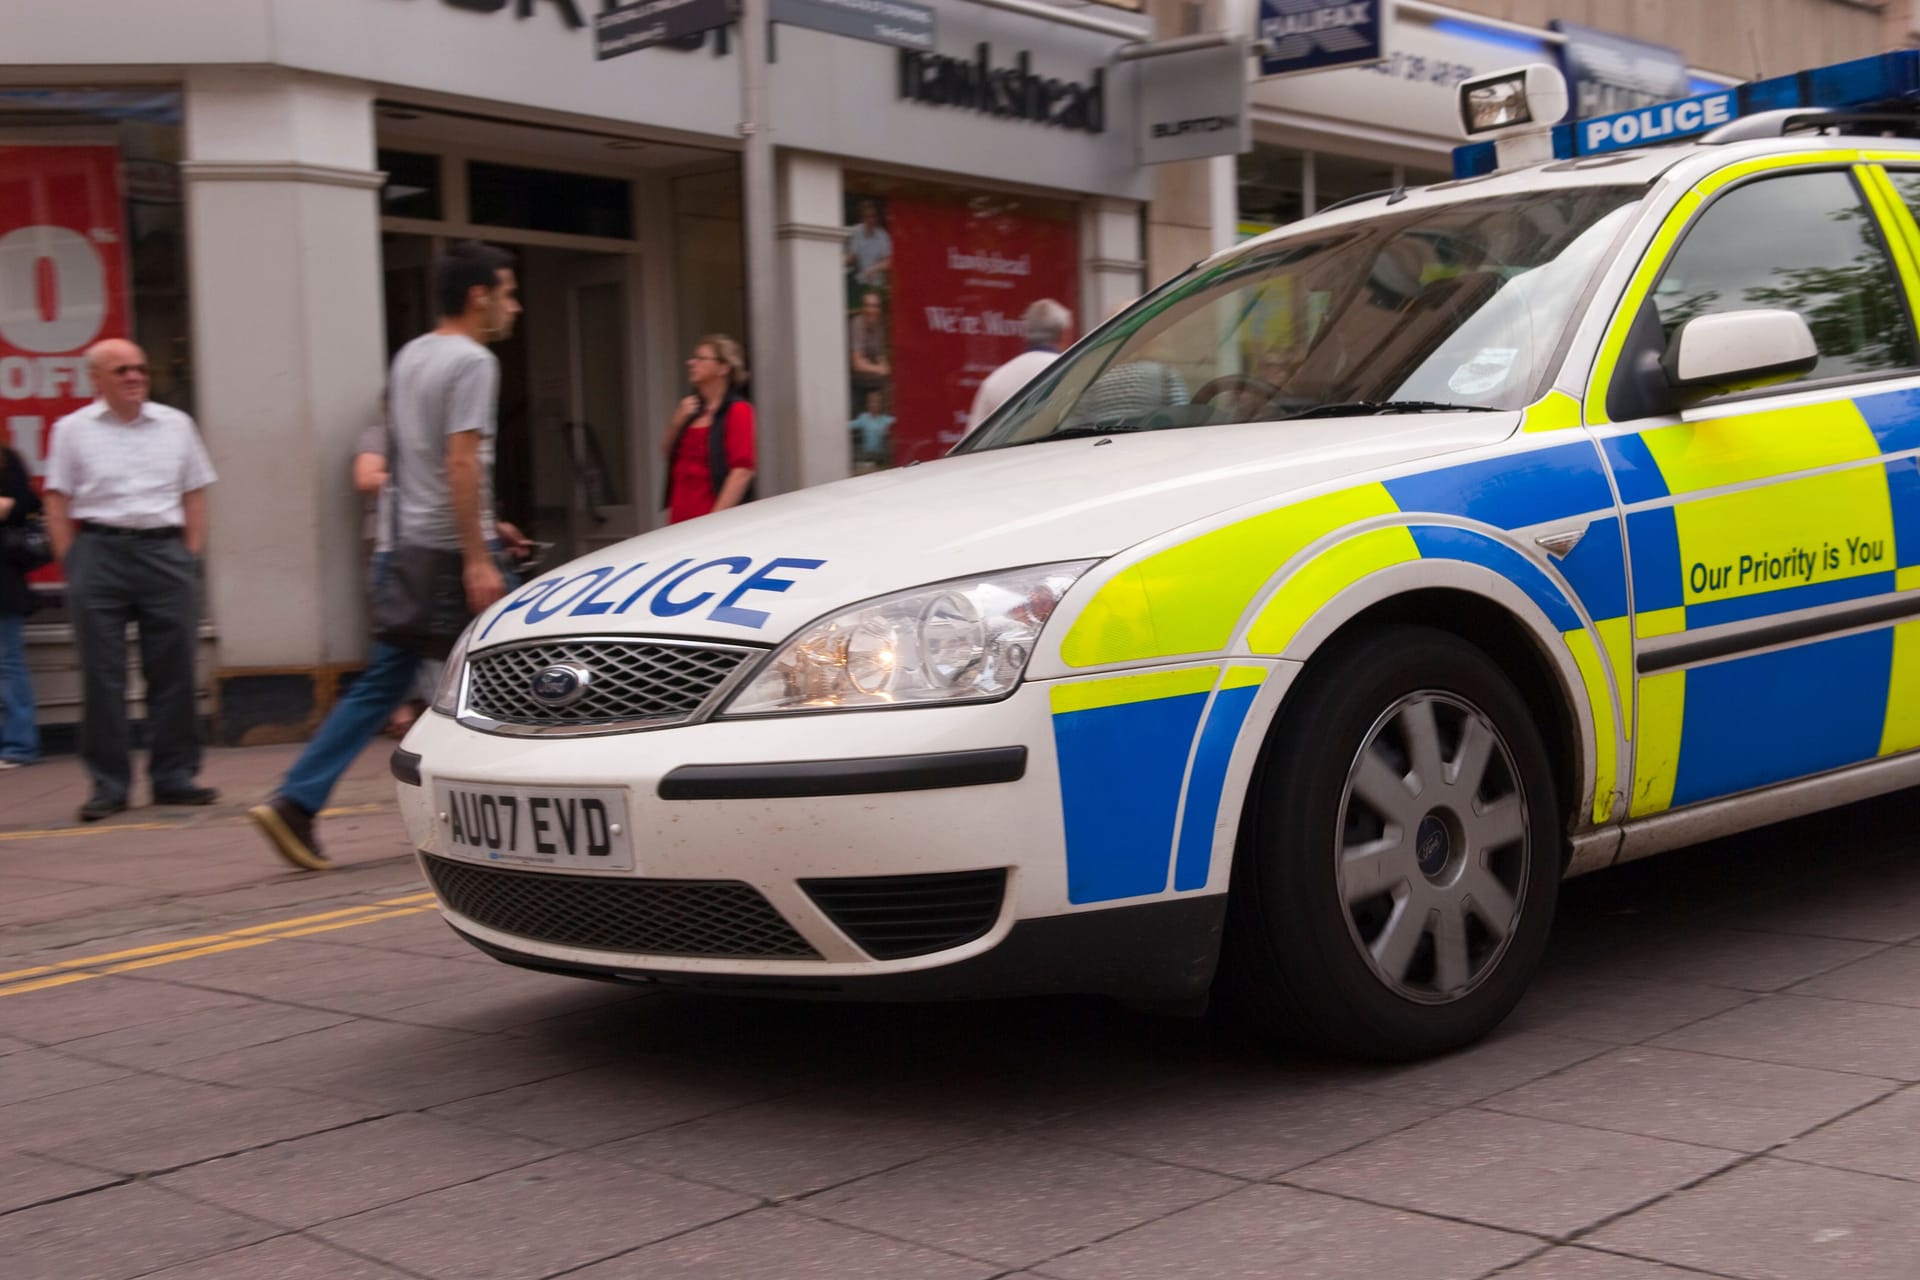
470, 412, 1519, 649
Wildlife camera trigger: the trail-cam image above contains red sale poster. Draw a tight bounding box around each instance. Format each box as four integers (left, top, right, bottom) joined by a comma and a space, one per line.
884, 193, 1078, 465
0, 144, 131, 583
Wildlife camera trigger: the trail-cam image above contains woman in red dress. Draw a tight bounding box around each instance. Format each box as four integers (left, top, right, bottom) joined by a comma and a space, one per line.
662, 335, 756, 523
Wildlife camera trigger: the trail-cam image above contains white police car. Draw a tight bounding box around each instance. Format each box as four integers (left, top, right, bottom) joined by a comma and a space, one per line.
398, 52, 1920, 1059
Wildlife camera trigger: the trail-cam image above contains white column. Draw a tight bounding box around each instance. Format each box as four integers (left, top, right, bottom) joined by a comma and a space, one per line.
776, 152, 850, 491
1081, 198, 1146, 327
183, 68, 386, 691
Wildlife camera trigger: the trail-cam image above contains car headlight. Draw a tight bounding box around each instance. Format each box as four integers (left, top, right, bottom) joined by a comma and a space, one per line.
430, 620, 478, 717
723, 561, 1096, 715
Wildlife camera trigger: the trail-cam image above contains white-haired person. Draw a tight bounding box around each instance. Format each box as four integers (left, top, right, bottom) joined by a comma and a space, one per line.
967, 298, 1072, 430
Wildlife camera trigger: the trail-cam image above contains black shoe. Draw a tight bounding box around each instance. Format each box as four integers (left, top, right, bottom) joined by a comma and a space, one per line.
250, 795, 331, 871
78, 795, 127, 823
154, 785, 220, 806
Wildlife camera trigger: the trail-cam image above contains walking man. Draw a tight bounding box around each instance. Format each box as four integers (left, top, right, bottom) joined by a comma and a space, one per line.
251, 240, 519, 871
43, 339, 219, 821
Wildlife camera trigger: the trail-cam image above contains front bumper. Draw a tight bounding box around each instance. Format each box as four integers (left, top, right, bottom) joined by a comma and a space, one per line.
448, 893, 1226, 1006
398, 683, 1124, 982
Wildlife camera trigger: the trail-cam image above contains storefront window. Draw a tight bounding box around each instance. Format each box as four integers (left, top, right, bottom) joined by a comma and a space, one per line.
1237, 143, 1306, 239
842, 176, 1080, 471
1314, 153, 1398, 211
468, 160, 633, 239
378, 148, 443, 221
0, 87, 192, 603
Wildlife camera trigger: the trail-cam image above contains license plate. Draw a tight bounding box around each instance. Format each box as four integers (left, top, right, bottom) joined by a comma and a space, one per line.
433, 782, 634, 872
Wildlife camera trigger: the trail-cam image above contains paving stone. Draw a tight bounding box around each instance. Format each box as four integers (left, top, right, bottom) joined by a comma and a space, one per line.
1651, 994, 1920, 1081
1, 1071, 383, 1175
1031, 1183, 1535, 1280
1339, 1030, 1608, 1108
0, 1151, 124, 1215
1789, 947, 1920, 1008
52, 998, 353, 1070
430, 1057, 807, 1148
138, 1234, 415, 1279
1589, 1157, 1920, 1279
1286, 1109, 1738, 1237
0, 1046, 130, 1105
1702, 871, 1920, 945
1493, 1246, 1729, 1278
569, 1206, 996, 1279
0, 975, 254, 1046
598, 1086, 994, 1200
1778, 1086, 1920, 1181
158, 1113, 564, 1228
312, 1151, 754, 1280
140, 938, 518, 1018
1486, 1046, 1896, 1151
169, 1015, 601, 1110
1566, 925, 1882, 993
0, 1182, 276, 1280
1502, 971, 1758, 1044
801, 1134, 1237, 1269
1029, 1071, 1440, 1179
372, 966, 644, 1035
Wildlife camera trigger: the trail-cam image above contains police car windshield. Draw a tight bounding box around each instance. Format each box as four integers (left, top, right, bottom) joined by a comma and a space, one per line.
958, 184, 1644, 452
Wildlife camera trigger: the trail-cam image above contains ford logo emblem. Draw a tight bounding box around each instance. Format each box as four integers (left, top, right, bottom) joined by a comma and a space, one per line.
529, 662, 592, 708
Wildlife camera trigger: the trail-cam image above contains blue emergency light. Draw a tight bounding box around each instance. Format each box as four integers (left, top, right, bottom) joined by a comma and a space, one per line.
1451, 49, 1920, 179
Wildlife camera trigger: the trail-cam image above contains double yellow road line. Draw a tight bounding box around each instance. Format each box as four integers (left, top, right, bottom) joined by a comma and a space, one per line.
0, 892, 439, 999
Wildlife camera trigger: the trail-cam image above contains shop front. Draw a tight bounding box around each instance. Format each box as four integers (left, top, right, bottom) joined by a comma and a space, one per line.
1, 0, 1152, 745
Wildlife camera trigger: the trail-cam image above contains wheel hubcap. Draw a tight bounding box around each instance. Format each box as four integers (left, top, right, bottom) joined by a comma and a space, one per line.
1335, 691, 1529, 1006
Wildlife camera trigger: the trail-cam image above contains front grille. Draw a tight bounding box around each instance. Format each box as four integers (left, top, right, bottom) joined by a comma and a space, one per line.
464, 638, 757, 731
800, 869, 1007, 960
423, 854, 819, 958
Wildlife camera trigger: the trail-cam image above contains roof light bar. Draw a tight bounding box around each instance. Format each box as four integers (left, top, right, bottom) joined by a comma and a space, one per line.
1452, 49, 1920, 179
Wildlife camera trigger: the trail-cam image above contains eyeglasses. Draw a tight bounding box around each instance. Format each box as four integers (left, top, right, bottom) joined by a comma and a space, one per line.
688, 354, 722, 364
110, 364, 149, 376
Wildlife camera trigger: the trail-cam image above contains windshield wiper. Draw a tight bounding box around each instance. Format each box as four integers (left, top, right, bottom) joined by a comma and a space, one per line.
1015, 420, 1149, 446
1284, 400, 1498, 420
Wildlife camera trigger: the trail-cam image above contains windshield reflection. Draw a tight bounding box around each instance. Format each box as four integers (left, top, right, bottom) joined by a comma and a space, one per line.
958, 185, 1644, 452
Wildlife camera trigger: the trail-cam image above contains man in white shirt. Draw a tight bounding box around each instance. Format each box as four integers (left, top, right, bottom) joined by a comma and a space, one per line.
43, 339, 218, 822
967, 299, 1072, 430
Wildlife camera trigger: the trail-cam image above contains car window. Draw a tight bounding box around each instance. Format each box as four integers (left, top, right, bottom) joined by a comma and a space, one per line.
957, 185, 1644, 452
1653, 169, 1915, 381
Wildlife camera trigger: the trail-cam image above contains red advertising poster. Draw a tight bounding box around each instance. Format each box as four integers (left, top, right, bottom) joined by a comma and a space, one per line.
883, 193, 1079, 465
0, 144, 131, 583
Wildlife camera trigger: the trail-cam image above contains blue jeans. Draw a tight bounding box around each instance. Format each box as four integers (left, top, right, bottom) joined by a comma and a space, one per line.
279, 547, 515, 814
280, 639, 420, 814
0, 614, 39, 763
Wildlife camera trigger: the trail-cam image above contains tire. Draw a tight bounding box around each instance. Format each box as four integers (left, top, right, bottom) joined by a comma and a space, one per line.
1218, 624, 1563, 1061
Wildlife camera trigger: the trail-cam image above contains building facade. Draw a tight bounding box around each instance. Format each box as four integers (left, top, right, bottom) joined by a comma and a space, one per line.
1145, 0, 1901, 283
2, 0, 1154, 742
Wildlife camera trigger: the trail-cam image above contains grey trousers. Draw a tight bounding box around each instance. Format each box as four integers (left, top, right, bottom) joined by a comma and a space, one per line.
65, 531, 202, 802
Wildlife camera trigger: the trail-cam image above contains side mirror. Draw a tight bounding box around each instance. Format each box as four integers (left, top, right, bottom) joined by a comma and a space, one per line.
1662, 309, 1818, 400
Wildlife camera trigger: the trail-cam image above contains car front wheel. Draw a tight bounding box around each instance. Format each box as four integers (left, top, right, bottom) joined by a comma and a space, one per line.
1220, 624, 1563, 1060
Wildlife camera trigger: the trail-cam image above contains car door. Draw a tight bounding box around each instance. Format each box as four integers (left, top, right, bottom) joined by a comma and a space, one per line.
1589, 160, 1920, 818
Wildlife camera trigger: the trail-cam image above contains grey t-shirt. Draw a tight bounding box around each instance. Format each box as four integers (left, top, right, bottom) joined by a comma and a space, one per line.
387, 332, 498, 551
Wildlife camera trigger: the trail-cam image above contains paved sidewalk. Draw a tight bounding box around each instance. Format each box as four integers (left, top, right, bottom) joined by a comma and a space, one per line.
0, 739, 419, 958
3, 742, 1920, 1278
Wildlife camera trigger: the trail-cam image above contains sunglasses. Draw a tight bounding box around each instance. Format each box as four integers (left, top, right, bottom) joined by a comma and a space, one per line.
110, 364, 149, 376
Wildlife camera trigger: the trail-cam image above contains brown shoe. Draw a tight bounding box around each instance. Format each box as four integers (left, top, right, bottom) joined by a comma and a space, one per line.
250, 796, 331, 871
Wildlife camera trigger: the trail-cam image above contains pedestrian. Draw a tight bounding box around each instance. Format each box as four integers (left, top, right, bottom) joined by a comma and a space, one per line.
250, 240, 520, 871
41, 339, 218, 820
967, 298, 1072, 429
662, 335, 756, 523
0, 441, 45, 769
